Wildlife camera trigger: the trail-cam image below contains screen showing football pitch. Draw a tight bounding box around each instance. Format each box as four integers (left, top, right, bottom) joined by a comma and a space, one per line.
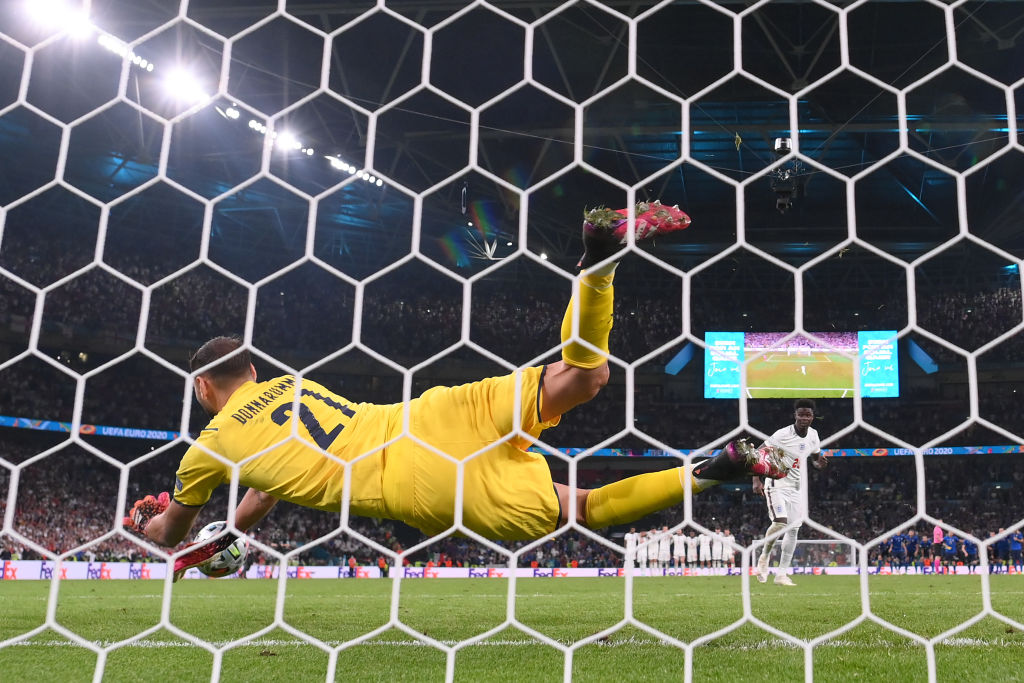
704, 331, 899, 399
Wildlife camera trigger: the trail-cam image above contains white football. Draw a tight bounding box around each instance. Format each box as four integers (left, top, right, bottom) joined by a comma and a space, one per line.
193, 521, 249, 578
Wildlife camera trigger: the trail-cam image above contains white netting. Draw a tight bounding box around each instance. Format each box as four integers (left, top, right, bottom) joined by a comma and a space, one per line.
0, 0, 1022, 680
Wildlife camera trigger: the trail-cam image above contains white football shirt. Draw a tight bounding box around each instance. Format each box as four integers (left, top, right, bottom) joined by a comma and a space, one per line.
765, 423, 821, 490
686, 535, 699, 559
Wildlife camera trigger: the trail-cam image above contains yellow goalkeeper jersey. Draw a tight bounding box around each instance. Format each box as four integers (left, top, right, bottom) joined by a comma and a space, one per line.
173, 375, 395, 517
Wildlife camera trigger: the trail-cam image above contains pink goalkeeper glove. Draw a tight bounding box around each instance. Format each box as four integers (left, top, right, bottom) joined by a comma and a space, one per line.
124, 492, 170, 534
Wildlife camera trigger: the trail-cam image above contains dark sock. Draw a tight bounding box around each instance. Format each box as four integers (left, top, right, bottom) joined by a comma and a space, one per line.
692, 444, 741, 481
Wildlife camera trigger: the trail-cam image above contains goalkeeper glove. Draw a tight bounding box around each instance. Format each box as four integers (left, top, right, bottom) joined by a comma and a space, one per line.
124, 492, 170, 534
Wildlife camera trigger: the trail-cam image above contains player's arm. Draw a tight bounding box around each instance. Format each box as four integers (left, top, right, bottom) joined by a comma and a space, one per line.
236, 488, 278, 531
809, 450, 829, 470
144, 500, 203, 547
126, 431, 229, 547
751, 475, 765, 496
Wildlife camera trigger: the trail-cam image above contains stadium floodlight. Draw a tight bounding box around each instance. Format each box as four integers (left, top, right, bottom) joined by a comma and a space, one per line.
96, 33, 156, 72
275, 131, 302, 151
25, 0, 93, 39
164, 68, 210, 105
375, 179, 383, 186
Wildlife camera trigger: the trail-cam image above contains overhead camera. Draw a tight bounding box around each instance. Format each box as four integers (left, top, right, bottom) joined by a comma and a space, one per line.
769, 137, 803, 214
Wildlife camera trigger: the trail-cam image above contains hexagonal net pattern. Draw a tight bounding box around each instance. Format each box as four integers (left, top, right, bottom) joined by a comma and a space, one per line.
0, 0, 1022, 681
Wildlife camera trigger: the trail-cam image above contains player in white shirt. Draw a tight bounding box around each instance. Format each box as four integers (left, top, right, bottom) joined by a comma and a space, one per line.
623, 527, 638, 569
711, 527, 724, 568
647, 528, 660, 571
657, 525, 672, 568
685, 531, 699, 568
722, 529, 736, 569
698, 531, 712, 568
636, 531, 648, 569
754, 399, 828, 586
672, 530, 686, 568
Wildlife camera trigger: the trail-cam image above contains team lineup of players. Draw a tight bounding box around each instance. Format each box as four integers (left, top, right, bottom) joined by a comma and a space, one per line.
874, 525, 1024, 574
616, 525, 1024, 574
622, 526, 739, 570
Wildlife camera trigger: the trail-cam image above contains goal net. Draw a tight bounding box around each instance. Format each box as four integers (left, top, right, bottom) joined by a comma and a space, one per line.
1, 0, 1022, 680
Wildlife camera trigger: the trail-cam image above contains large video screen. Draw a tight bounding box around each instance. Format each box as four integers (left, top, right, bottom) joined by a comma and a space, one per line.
704, 331, 899, 399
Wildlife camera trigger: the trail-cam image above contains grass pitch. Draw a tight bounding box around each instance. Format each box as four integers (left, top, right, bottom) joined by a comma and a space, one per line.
2, 575, 1023, 681
746, 352, 854, 398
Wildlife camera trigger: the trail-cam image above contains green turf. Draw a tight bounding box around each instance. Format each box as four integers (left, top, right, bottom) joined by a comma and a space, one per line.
747, 352, 854, 398
2, 576, 1023, 681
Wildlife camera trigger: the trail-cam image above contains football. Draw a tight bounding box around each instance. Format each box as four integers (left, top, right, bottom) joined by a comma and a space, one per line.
192, 521, 249, 578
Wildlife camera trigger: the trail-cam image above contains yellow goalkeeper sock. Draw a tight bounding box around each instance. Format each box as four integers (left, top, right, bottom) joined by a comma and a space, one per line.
560, 267, 615, 369
583, 466, 721, 529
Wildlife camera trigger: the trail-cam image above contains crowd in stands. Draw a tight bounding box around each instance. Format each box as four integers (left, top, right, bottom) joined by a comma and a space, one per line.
2, 436, 1022, 571
744, 331, 859, 352
2, 246, 1021, 370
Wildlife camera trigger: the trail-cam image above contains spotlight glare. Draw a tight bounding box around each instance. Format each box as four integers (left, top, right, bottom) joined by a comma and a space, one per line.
275, 131, 302, 151
97, 33, 127, 57
164, 68, 210, 105
225, 108, 239, 120
375, 179, 383, 187
65, 10, 93, 39
29, 1, 93, 39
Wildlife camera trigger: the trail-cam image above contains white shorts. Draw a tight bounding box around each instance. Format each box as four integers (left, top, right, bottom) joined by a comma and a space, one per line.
765, 485, 803, 526
699, 547, 710, 561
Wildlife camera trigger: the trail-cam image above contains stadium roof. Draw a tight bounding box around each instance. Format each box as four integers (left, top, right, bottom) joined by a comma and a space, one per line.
0, 0, 1021, 285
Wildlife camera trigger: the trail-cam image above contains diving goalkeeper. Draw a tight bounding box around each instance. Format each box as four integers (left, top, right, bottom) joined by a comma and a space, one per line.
126, 202, 789, 573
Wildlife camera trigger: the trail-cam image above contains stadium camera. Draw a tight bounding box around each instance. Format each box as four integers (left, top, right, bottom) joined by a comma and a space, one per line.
769, 137, 802, 213
775, 192, 793, 213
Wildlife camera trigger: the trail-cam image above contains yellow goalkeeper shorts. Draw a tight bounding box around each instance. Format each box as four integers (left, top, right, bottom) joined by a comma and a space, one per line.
381, 365, 562, 541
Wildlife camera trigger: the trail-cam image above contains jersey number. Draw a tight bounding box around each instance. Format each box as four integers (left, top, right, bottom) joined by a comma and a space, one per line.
270, 393, 354, 451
